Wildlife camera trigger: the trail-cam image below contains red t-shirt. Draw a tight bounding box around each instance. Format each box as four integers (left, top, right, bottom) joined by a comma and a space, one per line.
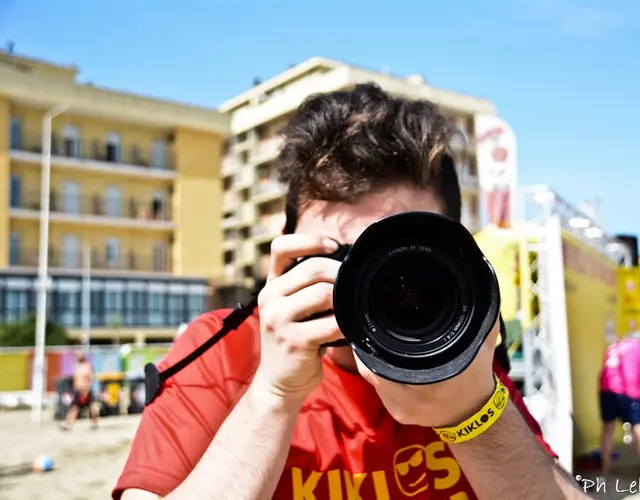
113, 310, 556, 500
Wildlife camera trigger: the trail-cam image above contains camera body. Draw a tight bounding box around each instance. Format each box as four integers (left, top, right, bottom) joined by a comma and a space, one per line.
293, 211, 500, 385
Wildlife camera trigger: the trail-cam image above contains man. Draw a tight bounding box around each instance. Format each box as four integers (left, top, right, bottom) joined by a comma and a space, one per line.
60, 351, 98, 431
114, 84, 586, 499
598, 320, 640, 475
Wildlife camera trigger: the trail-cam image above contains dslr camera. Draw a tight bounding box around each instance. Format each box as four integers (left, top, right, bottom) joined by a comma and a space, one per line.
295, 211, 500, 385
143, 211, 501, 406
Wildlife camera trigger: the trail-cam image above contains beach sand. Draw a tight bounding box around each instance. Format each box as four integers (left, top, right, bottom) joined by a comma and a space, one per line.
1, 409, 640, 499
0, 410, 139, 500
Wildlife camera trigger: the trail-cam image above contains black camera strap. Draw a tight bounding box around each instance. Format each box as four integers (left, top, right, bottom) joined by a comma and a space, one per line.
144, 297, 259, 406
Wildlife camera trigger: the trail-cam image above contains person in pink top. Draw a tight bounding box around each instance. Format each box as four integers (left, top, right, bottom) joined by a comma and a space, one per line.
599, 320, 640, 475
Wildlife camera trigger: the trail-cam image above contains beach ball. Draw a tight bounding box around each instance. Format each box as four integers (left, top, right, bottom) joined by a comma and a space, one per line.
33, 454, 54, 472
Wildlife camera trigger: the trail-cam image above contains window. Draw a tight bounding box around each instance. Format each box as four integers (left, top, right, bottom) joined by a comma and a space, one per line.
61, 235, 80, 269
131, 145, 142, 165
63, 125, 80, 158
105, 186, 122, 217
188, 293, 205, 320
168, 293, 184, 325
456, 117, 469, 142
62, 181, 80, 214
9, 232, 21, 265
57, 288, 80, 326
106, 238, 121, 269
10, 174, 22, 208
9, 117, 22, 150
148, 290, 165, 326
90, 288, 105, 327
105, 290, 124, 326
151, 192, 166, 221
152, 140, 167, 169
106, 133, 121, 163
125, 288, 146, 326
152, 243, 168, 272
5, 289, 30, 323
457, 155, 470, 187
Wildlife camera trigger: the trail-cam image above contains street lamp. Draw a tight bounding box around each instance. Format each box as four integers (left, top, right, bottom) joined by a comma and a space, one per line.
31, 103, 69, 424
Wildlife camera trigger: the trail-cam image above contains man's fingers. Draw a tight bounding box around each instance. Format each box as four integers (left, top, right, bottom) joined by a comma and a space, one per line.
268, 234, 339, 280
273, 258, 341, 297
283, 282, 334, 321
298, 315, 344, 347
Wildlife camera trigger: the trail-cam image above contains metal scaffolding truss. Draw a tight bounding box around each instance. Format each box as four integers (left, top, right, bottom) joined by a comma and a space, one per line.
516, 184, 624, 471
521, 184, 631, 265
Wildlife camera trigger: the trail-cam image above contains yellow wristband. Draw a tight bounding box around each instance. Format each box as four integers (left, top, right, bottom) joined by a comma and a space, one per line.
434, 375, 509, 444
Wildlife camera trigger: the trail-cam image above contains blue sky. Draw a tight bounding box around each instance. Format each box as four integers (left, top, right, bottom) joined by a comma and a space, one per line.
2, 0, 639, 235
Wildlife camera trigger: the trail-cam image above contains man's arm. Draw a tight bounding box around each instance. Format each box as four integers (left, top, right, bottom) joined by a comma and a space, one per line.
115, 310, 263, 500
165, 380, 301, 500
448, 401, 587, 500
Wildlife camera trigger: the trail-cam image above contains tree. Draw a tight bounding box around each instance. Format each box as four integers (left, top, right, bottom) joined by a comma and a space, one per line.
0, 315, 69, 347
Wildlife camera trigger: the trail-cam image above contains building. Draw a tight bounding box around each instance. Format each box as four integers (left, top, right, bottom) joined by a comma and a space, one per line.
218, 57, 497, 290
0, 50, 229, 344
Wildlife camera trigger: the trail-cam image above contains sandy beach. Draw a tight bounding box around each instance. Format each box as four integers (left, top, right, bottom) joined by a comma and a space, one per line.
0, 410, 139, 500
2, 409, 640, 499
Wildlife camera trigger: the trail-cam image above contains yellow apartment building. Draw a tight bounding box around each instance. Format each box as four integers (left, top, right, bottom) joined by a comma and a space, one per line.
0, 50, 229, 344
218, 57, 497, 290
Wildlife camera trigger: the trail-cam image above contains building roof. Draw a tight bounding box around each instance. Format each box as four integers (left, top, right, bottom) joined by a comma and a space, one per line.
218, 56, 497, 117
0, 50, 230, 136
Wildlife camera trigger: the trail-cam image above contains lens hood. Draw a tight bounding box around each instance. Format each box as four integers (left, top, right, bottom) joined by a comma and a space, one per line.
333, 211, 500, 385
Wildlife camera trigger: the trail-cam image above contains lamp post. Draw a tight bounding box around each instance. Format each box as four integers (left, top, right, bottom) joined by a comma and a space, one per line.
31, 103, 69, 425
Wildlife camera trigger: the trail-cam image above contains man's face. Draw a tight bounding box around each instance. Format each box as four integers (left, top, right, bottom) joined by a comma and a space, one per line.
296, 186, 445, 370
296, 186, 445, 246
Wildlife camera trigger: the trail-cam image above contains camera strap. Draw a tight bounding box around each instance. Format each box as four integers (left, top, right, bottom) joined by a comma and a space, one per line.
143, 297, 258, 406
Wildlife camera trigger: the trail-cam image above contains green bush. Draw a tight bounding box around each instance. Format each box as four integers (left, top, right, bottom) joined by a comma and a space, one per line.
0, 314, 69, 347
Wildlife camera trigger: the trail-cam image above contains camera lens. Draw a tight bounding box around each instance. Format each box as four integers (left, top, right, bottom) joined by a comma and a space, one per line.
370, 253, 457, 340
332, 211, 501, 385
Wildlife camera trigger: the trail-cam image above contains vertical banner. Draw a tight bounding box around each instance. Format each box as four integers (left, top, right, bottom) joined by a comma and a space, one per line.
474, 115, 518, 228
618, 267, 640, 334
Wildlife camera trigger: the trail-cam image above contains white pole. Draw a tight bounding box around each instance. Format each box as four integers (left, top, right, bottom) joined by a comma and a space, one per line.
81, 243, 91, 349
31, 103, 69, 425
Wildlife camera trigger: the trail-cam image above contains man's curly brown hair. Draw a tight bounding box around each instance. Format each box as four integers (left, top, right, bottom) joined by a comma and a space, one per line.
275, 83, 462, 221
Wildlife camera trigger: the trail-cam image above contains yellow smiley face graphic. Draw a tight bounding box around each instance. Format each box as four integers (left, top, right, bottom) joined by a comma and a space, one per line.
493, 386, 507, 410
393, 445, 429, 496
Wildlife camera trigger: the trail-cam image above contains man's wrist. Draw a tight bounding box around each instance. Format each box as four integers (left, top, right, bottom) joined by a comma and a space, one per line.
435, 373, 496, 428
246, 375, 306, 417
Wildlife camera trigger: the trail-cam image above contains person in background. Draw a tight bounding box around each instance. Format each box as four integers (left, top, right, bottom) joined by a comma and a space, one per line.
60, 351, 98, 431
598, 320, 640, 475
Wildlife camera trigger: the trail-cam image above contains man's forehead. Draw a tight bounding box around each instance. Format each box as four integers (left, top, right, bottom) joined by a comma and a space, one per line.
296, 187, 443, 244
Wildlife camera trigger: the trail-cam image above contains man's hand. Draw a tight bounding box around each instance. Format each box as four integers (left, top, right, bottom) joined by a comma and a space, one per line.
355, 318, 499, 428
252, 234, 344, 405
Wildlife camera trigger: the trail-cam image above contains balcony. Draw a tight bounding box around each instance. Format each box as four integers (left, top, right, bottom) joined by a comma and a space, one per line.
221, 155, 240, 177
252, 213, 285, 243
253, 178, 284, 203
251, 136, 283, 165
223, 191, 239, 212
10, 190, 173, 229
10, 247, 172, 274
238, 203, 255, 226
10, 132, 176, 179
238, 241, 256, 264
221, 214, 238, 229
234, 167, 256, 190
257, 254, 270, 279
